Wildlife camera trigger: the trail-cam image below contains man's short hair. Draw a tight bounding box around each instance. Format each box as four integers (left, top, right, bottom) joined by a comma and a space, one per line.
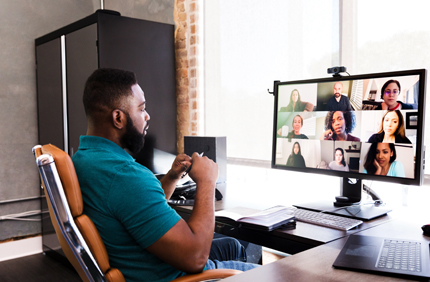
83, 68, 137, 117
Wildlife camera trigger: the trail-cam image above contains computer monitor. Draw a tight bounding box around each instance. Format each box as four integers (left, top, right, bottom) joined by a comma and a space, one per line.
272, 69, 426, 219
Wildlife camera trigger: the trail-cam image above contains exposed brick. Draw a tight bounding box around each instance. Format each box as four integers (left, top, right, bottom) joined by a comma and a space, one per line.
176, 49, 187, 58
190, 58, 196, 67
177, 2, 185, 12
177, 93, 189, 104
178, 11, 187, 22
191, 122, 198, 132
190, 2, 196, 12
190, 35, 196, 45
190, 24, 196, 34
190, 89, 197, 99
191, 111, 198, 121
189, 46, 196, 56
190, 68, 196, 78
175, 40, 186, 50
192, 100, 198, 110
175, 28, 186, 41
190, 14, 195, 24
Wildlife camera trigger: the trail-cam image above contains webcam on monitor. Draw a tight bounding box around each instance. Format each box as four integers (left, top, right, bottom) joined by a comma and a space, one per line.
327, 66, 347, 76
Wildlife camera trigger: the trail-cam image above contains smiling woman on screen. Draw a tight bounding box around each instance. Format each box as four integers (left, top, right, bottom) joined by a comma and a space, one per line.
363, 143, 405, 177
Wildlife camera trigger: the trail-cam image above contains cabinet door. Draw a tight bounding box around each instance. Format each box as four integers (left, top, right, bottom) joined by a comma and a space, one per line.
66, 23, 98, 156
98, 15, 177, 173
36, 38, 64, 150
36, 38, 64, 254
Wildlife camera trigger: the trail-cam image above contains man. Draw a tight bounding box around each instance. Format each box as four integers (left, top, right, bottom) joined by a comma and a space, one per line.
72, 68, 257, 282
325, 81, 353, 111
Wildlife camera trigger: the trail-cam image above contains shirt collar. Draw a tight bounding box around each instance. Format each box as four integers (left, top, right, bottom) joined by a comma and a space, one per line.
78, 135, 135, 161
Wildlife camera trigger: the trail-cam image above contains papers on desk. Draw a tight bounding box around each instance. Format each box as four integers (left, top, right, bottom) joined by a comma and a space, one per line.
215, 206, 296, 232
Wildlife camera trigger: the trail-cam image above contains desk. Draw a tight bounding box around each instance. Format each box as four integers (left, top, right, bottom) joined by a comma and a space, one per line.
220, 208, 430, 282
174, 195, 393, 255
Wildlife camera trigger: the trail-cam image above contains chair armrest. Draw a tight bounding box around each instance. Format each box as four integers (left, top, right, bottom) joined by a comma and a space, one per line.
304, 102, 314, 112
171, 269, 242, 282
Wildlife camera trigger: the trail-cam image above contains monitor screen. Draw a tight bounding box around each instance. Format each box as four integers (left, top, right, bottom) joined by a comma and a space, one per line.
272, 69, 426, 188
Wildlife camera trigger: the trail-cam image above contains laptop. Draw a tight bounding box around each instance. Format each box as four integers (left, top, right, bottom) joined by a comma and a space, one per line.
333, 234, 430, 280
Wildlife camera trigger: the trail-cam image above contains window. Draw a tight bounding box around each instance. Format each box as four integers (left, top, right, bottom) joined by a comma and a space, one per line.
203, 0, 335, 161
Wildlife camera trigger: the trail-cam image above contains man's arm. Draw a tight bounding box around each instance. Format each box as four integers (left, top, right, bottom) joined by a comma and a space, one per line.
146, 153, 218, 273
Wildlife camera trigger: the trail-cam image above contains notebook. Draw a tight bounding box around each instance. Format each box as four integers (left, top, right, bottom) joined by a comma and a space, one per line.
333, 234, 430, 280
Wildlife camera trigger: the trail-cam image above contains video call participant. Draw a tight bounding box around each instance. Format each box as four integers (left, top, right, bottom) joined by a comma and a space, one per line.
280, 89, 314, 112
368, 110, 412, 144
320, 111, 360, 141
375, 79, 414, 110
72, 68, 258, 282
328, 148, 349, 171
363, 143, 405, 177
277, 115, 309, 139
325, 82, 353, 111
286, 142, 306, 168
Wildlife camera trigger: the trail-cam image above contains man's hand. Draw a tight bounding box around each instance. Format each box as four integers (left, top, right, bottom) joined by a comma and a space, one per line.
170, 154, 192, 180
188, 152, 218, 187
160, 154, 192, 199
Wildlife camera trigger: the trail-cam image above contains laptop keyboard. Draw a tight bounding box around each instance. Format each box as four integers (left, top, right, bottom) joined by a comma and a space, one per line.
377, 239, 422, 272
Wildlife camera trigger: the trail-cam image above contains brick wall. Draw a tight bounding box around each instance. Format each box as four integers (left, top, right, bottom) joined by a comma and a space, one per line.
174, 0, 199, 154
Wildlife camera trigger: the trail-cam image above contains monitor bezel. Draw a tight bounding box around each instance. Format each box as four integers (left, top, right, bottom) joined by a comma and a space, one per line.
271, 69, 427, 186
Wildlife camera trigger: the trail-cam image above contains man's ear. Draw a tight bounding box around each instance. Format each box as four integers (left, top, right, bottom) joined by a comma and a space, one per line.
112, 109, 126, 130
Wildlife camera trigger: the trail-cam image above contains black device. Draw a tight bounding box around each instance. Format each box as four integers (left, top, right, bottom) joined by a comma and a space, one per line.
272, 69, 426, 220
327, 66, 347, 76
184, 136, 227, 183
333, 234, 430, 280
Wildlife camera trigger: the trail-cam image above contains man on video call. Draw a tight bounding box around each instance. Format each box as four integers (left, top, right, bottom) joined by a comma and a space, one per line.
71, 68, 258, 282
325, 81, 353, 111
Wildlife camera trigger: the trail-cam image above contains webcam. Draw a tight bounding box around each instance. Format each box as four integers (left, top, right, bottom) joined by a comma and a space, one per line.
327, 66, 347, 75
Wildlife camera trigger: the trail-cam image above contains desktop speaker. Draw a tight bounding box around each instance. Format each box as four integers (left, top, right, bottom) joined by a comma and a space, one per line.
184, 136, 227, 183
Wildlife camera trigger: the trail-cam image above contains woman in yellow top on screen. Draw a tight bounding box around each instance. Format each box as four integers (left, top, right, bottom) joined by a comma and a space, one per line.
320, 111, 360, 141
367, 110, 411, 144
376, 80, 414, 110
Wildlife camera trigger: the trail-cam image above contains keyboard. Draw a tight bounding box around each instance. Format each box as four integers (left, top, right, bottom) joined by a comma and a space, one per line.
293, 208, 363, 231
377, 239, 422, 272
168, 199, 195, 206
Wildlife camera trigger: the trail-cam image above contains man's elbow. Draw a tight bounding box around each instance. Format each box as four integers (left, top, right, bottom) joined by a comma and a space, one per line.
179, 253, 209, 274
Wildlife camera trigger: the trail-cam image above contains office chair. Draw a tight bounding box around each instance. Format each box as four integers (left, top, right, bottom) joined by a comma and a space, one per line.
33, 144, 241, 282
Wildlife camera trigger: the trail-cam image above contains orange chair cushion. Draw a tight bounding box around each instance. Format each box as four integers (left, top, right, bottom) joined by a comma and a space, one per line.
105, 268, 126, 282
42, 144, 83, 217
75, 213, 111, 273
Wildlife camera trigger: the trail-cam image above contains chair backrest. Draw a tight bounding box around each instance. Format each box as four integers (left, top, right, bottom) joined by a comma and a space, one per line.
33, 144, 125, 282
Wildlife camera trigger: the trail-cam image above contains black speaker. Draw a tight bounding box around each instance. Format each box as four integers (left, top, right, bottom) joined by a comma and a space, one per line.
184, 136, 227, 183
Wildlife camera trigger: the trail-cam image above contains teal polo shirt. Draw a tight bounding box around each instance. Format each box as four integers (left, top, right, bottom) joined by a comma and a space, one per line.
72, 136, 183, 282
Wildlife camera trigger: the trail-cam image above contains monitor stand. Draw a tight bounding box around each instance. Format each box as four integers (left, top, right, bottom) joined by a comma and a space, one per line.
293, 178, 392, 221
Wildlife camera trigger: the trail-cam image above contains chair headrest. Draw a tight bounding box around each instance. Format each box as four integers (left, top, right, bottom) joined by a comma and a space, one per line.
42, 144, 83, 217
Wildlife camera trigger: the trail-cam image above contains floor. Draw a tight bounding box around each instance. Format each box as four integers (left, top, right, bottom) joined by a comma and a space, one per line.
0, 250, 284, 281
0, 252, 81, 282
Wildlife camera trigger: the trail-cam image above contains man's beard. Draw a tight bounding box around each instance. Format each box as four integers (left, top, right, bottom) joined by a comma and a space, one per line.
121, 113, 146, 154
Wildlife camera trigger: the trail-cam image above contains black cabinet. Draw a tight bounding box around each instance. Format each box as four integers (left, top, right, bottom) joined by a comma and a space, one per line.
35, 10, 176, 256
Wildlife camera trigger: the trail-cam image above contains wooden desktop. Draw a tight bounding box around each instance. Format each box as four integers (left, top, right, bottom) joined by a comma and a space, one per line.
173, 182, 430, 281
220, 209, 430, 282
